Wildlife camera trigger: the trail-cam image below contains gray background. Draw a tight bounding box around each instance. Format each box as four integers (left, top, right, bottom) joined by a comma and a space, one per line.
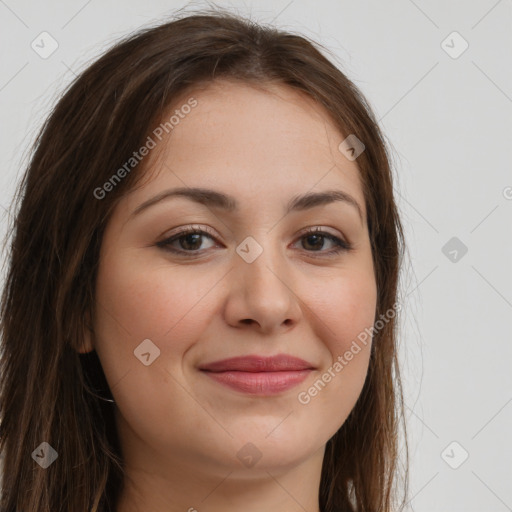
1, 0, 511, 510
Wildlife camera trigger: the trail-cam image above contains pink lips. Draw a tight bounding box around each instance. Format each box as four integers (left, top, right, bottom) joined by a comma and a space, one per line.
199, 354, 315, 395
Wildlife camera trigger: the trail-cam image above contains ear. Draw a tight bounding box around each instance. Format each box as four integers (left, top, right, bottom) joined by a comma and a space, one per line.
76, 309, 95, 354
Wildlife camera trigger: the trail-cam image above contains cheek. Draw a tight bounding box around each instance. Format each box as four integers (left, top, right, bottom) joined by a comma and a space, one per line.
287, 285, 373, 436
92, 250, 221, 394
92, 252, 224, 442
308, 268, 377, 356
95, 251, 218, 343
299, 268, 377, 409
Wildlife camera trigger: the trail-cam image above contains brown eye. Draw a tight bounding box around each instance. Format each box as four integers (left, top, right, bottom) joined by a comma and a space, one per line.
156, 227, 218, 254
295, 228, 352, 256
175, 232, 204, 251
302, 233, 326, 251
156, 226, 352, 258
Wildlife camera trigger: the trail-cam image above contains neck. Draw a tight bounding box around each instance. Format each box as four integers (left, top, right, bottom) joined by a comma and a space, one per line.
115, 441, 325, 512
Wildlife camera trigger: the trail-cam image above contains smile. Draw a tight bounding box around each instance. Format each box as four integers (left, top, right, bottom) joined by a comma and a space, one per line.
198, 354, 316, 395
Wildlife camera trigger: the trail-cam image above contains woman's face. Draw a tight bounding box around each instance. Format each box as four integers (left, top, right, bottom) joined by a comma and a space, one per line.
86, 80, 377, 478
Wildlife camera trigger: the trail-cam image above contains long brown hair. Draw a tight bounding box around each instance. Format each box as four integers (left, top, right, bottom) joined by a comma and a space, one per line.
0, 8, 408, 511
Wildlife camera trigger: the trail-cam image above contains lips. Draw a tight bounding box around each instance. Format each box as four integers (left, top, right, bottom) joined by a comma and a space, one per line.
198, 354, 315, 395
198, 354, 315, 372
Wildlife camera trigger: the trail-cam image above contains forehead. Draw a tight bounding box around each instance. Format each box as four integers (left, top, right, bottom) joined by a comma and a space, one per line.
125, 80, 366, 218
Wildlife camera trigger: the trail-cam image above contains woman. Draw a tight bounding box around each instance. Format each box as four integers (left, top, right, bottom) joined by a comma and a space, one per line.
0, 8, 408, 512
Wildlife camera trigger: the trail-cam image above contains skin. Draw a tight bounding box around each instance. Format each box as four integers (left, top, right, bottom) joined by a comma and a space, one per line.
82, 80, 377, 512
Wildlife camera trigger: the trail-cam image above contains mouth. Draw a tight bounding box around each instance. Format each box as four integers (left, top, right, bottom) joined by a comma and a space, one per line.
198, 354, 315, 395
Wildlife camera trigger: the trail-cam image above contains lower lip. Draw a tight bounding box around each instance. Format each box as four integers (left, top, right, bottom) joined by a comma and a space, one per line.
201, 369, 312, 395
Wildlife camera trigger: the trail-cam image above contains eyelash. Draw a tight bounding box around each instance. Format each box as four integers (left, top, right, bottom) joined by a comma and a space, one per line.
156, 225, 353, 258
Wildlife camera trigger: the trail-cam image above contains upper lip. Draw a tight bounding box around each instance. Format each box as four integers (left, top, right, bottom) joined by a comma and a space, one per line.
199, 354, 315, 372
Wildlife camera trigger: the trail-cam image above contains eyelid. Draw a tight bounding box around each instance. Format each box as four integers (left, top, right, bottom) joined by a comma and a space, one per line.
155, 224, 219, 252
296, 226, 353, 255
156, 224, 353, 256
161, 224, 218, 240
160, 224, 344, 242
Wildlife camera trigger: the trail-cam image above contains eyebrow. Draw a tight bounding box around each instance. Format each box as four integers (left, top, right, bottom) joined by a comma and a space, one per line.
130, 186, 364, 223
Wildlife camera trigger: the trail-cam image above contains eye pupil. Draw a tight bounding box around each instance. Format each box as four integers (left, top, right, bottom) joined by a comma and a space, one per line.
303, 234, 324, 251
180, 233, 202, 250
158, 228, 348, 257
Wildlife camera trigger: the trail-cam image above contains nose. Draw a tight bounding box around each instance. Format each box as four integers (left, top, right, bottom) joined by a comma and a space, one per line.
223, 241, 301, 334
